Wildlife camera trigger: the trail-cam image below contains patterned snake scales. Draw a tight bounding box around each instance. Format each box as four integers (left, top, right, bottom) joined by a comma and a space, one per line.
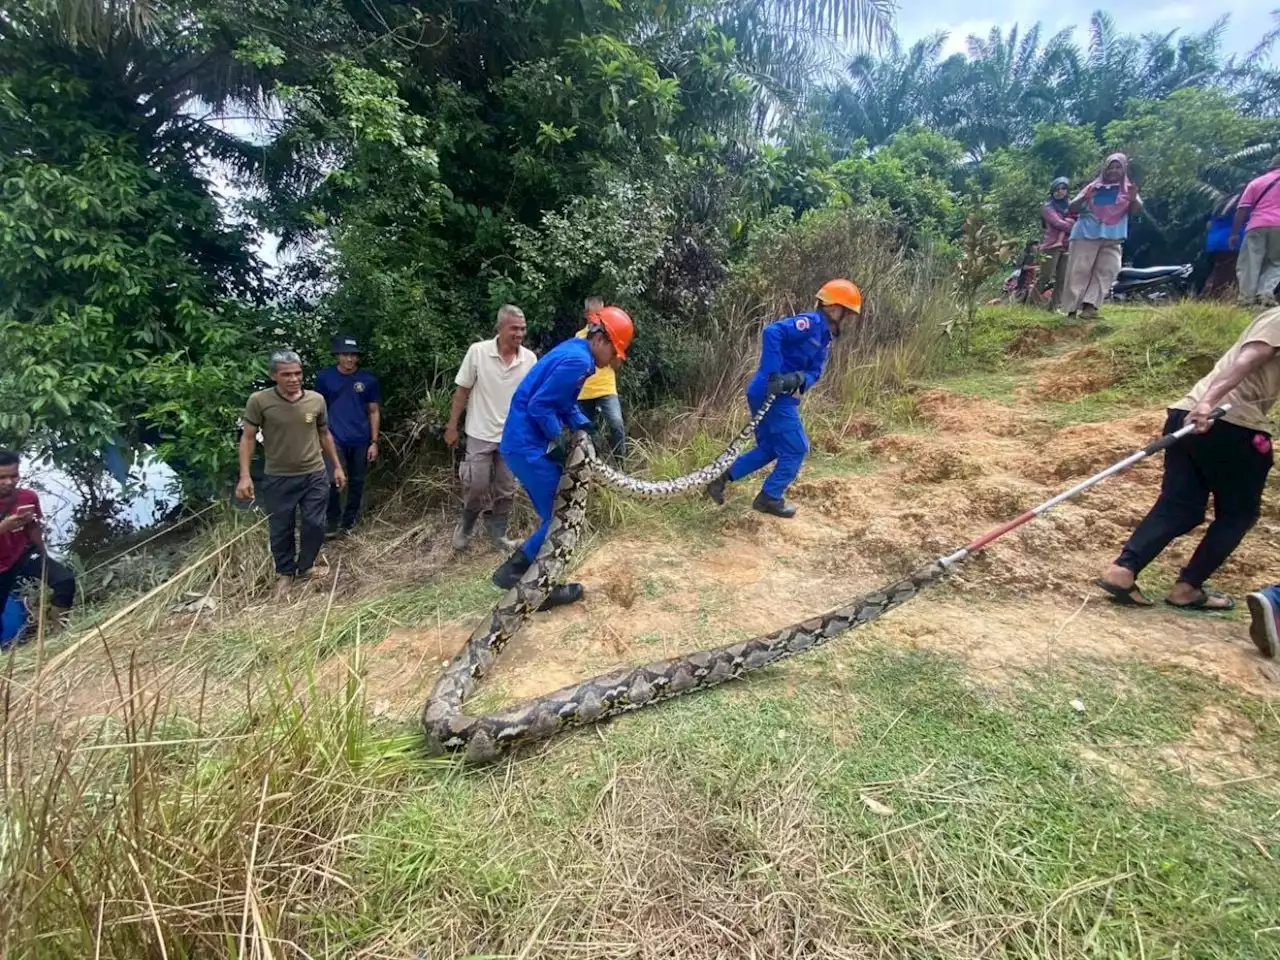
422, 397, 952, 762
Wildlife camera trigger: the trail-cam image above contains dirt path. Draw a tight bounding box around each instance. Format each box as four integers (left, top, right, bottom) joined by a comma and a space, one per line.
354, 363, 1280, 720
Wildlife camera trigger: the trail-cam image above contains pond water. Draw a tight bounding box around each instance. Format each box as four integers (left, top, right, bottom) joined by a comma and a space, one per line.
22, 454, 180, 558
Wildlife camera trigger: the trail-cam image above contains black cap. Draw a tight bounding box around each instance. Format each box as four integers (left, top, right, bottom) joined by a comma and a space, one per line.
332, 334, 360, 354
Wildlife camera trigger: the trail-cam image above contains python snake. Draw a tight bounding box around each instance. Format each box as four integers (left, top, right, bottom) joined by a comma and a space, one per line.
422, 397, 951, 761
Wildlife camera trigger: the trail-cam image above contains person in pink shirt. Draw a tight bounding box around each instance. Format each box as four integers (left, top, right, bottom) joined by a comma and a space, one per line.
1032, 176, 1077, 311
1231, 155, 1280, 307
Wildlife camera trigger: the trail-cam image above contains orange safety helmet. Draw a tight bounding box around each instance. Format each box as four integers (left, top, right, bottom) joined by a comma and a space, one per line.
589, 305, 634, 361
816, 279, 863, 314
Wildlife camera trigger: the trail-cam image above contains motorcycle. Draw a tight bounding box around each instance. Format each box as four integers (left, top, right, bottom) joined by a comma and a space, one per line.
1001, 261, 1194, 305
1110, 263, 1194, 302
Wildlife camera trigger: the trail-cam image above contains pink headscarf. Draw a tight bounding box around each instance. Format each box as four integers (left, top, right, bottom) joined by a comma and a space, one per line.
1081, 152, 1133, 225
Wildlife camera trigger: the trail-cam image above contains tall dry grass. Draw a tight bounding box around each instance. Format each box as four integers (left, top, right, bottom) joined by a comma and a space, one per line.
0, 629, 433, 959
629, 210, 954, 453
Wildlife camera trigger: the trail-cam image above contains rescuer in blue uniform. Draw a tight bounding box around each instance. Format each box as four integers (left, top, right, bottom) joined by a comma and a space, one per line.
493, 305, 635, 609
706, 279, 863, 518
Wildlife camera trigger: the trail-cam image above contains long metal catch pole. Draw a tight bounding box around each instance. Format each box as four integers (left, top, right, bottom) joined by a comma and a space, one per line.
420, 404, 1231, 761
940, 405, 1230, 569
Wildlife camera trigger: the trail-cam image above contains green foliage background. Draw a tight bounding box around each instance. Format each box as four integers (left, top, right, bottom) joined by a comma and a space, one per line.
2, 0, 1279, 489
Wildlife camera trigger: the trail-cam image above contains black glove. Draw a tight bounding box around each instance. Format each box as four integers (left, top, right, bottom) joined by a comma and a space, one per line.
767, 372, 805, 397
585, 424, 604, 452
545, 428, 571, 464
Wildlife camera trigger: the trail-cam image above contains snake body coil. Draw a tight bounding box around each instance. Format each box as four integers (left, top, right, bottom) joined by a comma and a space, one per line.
422, 398, 950, 761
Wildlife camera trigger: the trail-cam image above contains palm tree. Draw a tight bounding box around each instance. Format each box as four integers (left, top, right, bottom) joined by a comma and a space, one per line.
1189, 143, 1280, 212
1053, 12, 1139, 137
628, 0, 900, 137
1133, 19, 1226, 101
820, 33, 950, 148
957, 23, 1075, 153
1227, 9, 1280, 117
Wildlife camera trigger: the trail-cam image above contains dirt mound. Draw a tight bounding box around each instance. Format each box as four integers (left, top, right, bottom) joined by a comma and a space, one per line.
788, 477, 872, 522
914, 388, 1043, 439
1031, 346, 1120, 400
1023, 415, 1159, 484
963, 475, 1043, 519
902, 449, 982, 484
844, 412, 884, 440
601, 568, 638, 609
1006, 323, 1095, 357
869, 433, 929, 461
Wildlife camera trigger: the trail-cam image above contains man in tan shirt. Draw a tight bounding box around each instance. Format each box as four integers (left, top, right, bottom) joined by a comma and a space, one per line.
445, 305, 538, 550
236, 349, 347, 590
1096, 308, 1280, 611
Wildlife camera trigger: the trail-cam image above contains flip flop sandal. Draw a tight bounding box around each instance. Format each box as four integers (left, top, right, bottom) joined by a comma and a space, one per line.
1094, 579, 1153, 607
1165, 588, 1235, 612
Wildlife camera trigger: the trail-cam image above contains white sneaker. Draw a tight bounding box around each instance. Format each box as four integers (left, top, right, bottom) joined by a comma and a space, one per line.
1246, 592, 1279, 659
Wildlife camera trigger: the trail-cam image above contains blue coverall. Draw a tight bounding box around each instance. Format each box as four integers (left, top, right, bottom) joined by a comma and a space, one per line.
726, 310, 832, 500
500, 338, 595, 562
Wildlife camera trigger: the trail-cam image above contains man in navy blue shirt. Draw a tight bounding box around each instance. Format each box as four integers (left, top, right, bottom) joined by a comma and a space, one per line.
315, 334, 382, 536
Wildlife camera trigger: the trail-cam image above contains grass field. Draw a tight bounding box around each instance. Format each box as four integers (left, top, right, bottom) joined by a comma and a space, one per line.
4, 302, 1279, 959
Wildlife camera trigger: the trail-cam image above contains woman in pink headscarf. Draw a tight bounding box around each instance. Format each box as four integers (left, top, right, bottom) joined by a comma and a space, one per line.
1061, 153, 1145, 320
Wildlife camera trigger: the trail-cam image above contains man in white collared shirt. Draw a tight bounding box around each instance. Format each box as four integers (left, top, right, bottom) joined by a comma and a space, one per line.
445, 305, 538, 549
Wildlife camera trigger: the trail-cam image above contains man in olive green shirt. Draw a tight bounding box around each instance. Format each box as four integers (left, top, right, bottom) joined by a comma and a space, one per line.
237, 350, 347, 589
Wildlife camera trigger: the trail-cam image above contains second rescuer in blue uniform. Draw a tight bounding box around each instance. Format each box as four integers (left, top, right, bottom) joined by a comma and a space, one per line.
493, 305, 635, 609
706, 279, 862, 517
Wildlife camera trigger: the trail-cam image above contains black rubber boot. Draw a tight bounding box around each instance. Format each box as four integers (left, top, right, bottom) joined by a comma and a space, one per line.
752, 491, 797, 518
492, 550, 532, 590
453, 509, 480, 550
538, 583, 584, 611
485, 512, 518, 551
706, 471, 730, 505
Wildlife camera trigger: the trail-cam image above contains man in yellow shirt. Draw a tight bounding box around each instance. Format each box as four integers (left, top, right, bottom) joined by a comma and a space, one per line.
576, 296, 625, 459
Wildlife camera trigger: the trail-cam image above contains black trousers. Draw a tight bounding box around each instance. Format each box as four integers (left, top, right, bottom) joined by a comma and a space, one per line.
0, 549, 76, 608
326, 443, 369, 530
260, 471, 329, 575
1116, 409, 1273, 588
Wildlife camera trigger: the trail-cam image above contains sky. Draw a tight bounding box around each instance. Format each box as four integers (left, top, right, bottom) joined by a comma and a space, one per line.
896, 2, 1274, 60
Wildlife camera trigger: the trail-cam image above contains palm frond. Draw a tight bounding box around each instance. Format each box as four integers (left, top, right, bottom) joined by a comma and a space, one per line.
34, 0, 160, 51
746, 0, 896, 49
1245, 10, 1280, 68
1087, 11, 1116, 71
1186, 180, 1226, 210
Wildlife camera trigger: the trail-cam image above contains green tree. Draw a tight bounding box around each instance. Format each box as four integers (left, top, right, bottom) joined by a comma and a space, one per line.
957, 24, 1076, 154
0, 0, 270, 487
819, 34, 959, 149
983, 123, 1101, 242
1104, 87, 1280, 263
